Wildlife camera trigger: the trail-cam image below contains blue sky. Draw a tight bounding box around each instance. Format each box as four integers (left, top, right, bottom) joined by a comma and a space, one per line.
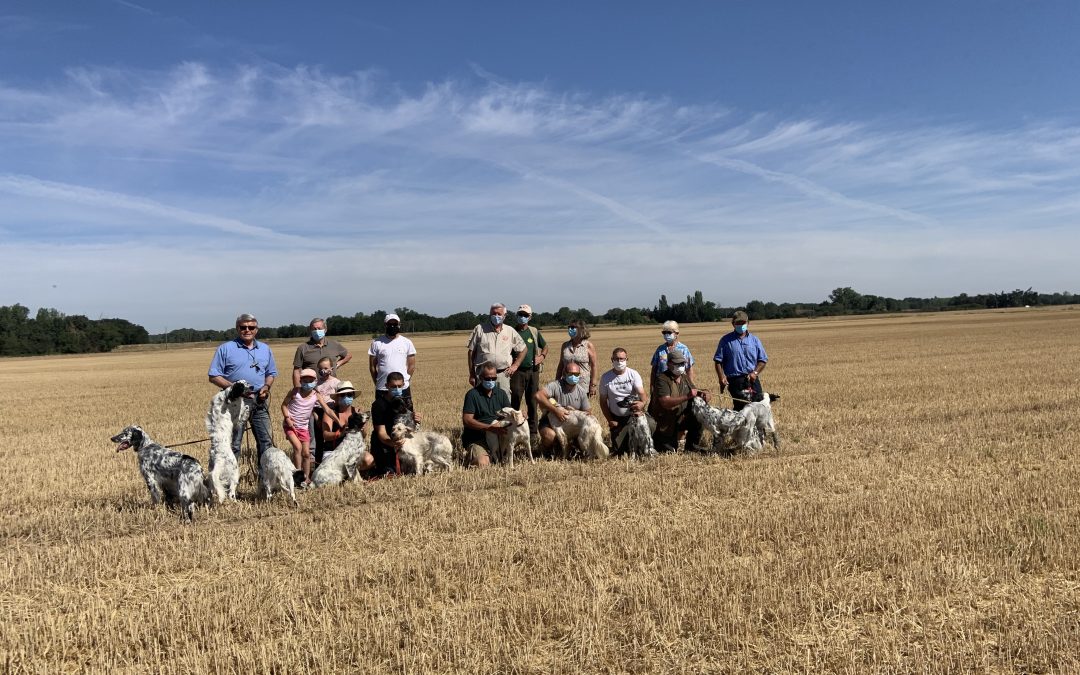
1, 1, 1078, 331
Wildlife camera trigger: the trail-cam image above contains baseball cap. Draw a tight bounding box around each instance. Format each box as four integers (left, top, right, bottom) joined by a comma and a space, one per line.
385, 313, 401, 324
667, 351, 687, 364
517, 304, 532, 315
299, 368, 318, 380
661, 320, 680, 333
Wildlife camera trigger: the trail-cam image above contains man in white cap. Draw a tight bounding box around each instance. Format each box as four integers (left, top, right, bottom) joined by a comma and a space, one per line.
509, 303, 547, 440
466, 302, 526, 398
368, 312, 417, 408
649, 319, 695, 394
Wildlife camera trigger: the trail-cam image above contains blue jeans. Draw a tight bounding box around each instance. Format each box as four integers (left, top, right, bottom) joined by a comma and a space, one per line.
232, 397, 273, 458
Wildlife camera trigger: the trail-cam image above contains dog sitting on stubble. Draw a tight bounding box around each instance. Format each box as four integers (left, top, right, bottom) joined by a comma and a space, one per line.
550, 409, 609, 460
616, 393, 656, 459
259, 446, 299, 506
391, 423, 454, 475
485, 407, 533, 467
111, 425, 210, 522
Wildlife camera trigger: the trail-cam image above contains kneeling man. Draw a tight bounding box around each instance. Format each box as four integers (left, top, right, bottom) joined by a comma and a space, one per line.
461, 362, 511, 467
534, 361, 592, 456
649, 351, 710, 453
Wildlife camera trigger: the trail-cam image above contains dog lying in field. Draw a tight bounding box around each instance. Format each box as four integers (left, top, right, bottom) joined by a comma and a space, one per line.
312, 412, 370, 487
391, 423, 454, 475
486, 407, 533, 467
112, 425, 210, 522
205, 381, 251, 503
551, 409, 609, 460
259, 446, 298, 506
616, 393, 656, 459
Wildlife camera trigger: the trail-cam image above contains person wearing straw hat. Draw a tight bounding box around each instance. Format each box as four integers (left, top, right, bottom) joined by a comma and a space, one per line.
316, 381, 371, 469
714, 310, 769, 411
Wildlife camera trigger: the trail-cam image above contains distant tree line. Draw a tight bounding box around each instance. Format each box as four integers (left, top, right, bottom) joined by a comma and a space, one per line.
0, 304, 148, 356
3, 287, 1077, 356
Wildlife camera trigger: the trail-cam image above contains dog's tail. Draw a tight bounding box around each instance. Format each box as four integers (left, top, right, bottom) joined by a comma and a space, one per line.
768, 393, 780, 403
195, 473, 212, 505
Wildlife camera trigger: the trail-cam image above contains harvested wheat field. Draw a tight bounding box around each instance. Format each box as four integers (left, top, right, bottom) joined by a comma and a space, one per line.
1, 308, 1078, 673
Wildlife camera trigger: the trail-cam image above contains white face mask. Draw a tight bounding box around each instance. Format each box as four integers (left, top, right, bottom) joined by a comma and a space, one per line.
672, 365, 686, 376
612, 359, 627, 372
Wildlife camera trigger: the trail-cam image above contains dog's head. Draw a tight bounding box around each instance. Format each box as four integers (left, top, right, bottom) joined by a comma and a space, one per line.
617, 392, 642, 408
689, 395, 708, 413
228, 380, 254, 401
346, 411, 370, 432
767, 392, 780, 403
495, 407, 525, 426
111, 425, 145, 453
390, 422, 413, 441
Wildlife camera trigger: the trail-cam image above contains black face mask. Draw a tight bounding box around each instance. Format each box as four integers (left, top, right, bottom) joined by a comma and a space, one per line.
386, 325, 401, 336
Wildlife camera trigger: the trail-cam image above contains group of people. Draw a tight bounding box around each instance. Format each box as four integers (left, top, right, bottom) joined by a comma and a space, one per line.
206, 304, 770, 480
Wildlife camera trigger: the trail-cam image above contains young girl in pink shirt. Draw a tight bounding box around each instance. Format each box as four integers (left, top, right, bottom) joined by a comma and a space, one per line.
282, 368, 339, 487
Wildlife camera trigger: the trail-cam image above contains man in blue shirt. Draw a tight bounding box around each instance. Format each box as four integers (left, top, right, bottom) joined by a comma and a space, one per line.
208, 313, 278, 457
713, 310, 768, 411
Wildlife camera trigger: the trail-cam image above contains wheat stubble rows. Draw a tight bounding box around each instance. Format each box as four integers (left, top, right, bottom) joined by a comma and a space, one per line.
1, 309, 1077, 673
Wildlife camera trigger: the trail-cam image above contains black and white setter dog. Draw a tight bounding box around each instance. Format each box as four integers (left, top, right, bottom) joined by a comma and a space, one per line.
112, 425, 210, 522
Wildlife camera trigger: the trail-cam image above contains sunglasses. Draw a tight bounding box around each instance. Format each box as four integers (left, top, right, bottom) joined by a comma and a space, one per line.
238, 325, 258, 331
482, 376, 498, 382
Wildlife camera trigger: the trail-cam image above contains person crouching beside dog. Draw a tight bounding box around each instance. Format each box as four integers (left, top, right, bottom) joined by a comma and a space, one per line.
317, 380, 372, 471
534, 361, 592, 457
649, 351, 710, 453
282, 368, 339, 488
599, 347, 651, 455
713, 310, 768, 411
461, 362, 511, 467
368, 371, 422, 477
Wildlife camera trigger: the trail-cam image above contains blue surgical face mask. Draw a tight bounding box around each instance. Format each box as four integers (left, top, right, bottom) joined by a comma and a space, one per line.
389, 387, 404, 398
490, 314, 504, 326
301, 381, 317, 392
662, 332, 675, 343
482, 379, 497, 390
567, 327, 578, 338
311, 329, 326, 340
340, 396, 354, 406
517, 315, 529, 325
735, 323, 748, 334
565, 374, 580, 385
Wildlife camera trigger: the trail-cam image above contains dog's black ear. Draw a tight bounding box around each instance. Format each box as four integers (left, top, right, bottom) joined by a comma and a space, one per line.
228, 381, 246, 400
131, 427, 143, 448
768, 393, 780, 402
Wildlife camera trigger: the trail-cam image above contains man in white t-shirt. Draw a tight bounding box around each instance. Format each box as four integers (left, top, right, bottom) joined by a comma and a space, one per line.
598, 346, 650, 455
368, 313, 417, 407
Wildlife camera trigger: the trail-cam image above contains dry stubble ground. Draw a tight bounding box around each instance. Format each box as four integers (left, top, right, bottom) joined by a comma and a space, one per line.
1, 309, 1078, 673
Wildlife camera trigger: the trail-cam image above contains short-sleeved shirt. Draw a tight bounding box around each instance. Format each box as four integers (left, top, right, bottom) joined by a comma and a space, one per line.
648, 371, 694, 435
514, 326, 546, 368
369, 393, 412, 460
368, 335, 417, 390
560, 340, 593, 382
315, 376, 341, 399
714, 332, 768, 377
650, 342, 695, 376
599, 367, 644, 417
467, 323, 526, 370
542, 380, 591, 425
461, 385, 511, 447
293, 339, 349, 375
208, 339, 278, 390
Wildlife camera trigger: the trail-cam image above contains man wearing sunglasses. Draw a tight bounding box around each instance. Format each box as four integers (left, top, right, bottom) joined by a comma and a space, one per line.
208, 313, 278, 458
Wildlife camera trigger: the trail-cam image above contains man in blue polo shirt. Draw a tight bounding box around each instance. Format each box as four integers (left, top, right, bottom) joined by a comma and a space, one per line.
208, 313, 278, 457
713, 310, 768, 411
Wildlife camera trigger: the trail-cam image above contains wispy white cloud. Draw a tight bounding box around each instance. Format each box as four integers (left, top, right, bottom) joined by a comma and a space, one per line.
1, 62, 1078, 327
